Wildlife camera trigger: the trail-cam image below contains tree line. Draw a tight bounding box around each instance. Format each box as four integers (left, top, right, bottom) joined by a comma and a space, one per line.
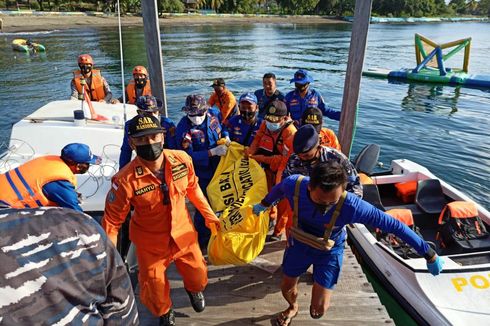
3, 0, 490, 17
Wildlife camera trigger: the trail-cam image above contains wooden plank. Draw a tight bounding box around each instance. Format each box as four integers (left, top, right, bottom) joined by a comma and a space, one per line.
141, 0, 168, 116
136, 244, 393, 325
338, 0, 373, 157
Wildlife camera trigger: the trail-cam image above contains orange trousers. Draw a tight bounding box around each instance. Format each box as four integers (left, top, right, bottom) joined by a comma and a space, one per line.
136, 239, 208, 317
274, 198, 293, 236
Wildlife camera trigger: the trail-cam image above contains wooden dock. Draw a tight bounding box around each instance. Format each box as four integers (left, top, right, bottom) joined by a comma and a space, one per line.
137, 240, 394, 325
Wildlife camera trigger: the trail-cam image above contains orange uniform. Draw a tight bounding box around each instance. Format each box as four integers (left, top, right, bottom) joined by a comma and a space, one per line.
208, 87, 237, 122
319, 127, 341, 150
249, 121, 297, 222
102, 150, 219, 317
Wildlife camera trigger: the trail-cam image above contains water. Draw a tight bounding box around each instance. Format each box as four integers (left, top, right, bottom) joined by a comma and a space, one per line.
1, 21, 489, 324
0, 22, 489, 211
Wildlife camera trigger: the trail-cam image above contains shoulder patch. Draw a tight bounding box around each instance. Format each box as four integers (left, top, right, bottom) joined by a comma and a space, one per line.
171, 163, 188, 181
136, 166, 144, 176
107, 190, 116, 203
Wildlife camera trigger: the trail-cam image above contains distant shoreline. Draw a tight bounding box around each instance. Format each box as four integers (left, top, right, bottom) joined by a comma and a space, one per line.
1, 12, 487, 33
0, 13, 346, 33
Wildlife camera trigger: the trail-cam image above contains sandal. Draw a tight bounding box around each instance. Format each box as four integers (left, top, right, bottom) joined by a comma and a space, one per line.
272, 309, 298, 326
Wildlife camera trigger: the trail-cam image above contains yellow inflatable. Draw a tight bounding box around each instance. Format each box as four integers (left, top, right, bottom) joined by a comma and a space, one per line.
206, 142, 270, 265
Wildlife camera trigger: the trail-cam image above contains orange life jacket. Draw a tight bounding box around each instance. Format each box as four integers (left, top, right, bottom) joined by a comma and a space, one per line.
72, 69, 106, 101
125, 79, 152, 104
0, 156, 77, 209
319, 128, 341, 150
257, 121, 294, 156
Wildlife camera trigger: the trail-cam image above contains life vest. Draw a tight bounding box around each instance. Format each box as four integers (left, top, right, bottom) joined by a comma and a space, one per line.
257, 121, 294, 156
437, 201, 489, 250
376, 208, 423, 259
72, 69, 106, 101
125, 79, 152, 104
0, 156, 77, 209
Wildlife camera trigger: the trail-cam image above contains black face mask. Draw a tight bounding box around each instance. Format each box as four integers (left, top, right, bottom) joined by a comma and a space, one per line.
307, 190, 335, 215
136, 143, 163, 161
135, 78, 147, 89
240, 111, 256, 122
80, 65, 92, 75
295, 83, 309, 92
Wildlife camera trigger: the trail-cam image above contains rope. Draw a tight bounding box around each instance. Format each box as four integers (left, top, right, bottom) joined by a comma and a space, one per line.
116, 0, 127, 123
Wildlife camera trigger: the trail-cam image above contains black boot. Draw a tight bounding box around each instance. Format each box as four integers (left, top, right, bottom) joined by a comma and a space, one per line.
186, 290, 205, 313
159, 309, 175, 326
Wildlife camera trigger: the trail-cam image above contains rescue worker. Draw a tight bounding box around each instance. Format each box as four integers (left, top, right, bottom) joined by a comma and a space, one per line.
253, 161, 444, 325
70, 54, 118, 103
300, 107, 340, 150
254, 72, 285, 118
246, 100, 296, 236
102, 114, 220, 325
121, 65, 152, 104
283, 125, 362, 197
0, 143, 100, 212
208, 78, 237, 123
271, 125, 362, 242
0, 207, 138, 325
176, 94, 229, 248
224, 92, 262, 146
119, 95, 176, 169
284, 69, 340, 124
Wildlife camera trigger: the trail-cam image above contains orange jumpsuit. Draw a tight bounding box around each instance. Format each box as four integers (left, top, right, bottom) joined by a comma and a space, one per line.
208, 87, 237, 123
102, 150, 219, 317
248, 120, 297, 223
319, 127, 341, 150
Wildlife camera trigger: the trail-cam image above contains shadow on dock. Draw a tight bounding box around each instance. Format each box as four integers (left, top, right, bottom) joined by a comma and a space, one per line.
137, 240, 394, 325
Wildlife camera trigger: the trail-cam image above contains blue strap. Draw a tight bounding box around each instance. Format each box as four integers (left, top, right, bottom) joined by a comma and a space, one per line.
5, 171, 30, 208
14, 168, 42, 207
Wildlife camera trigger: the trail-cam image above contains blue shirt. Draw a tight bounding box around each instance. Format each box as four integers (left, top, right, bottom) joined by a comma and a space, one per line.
175, 110, 227, 182
119, 116, 176, 169
223, 115, 263, 146
262, 175, 430, 255
42, 180, 83, 212
284, 88, 341, 122
254, 89, 285, 118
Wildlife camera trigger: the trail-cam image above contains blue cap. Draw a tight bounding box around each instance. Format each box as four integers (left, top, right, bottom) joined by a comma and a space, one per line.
293, 125, 319, 154
290, 69, 314, 84
239, 92, 257, 104
61, 143, 100, 164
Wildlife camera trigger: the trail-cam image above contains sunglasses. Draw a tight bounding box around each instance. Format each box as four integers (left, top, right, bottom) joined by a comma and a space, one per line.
161, 183, 170, 205
294, 73, 305, 79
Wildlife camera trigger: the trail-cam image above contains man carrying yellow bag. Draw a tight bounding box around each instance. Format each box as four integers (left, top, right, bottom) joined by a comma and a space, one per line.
206, 142, 270, 265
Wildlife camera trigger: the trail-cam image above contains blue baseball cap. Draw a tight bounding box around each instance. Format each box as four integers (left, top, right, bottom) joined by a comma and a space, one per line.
239, 92, 257, 105
290, 69, 314, 84
61, 143, 101, 164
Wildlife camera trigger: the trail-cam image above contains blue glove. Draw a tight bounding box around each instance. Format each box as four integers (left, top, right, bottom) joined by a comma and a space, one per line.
426, 255, 444, 276
252, 203, 268, 216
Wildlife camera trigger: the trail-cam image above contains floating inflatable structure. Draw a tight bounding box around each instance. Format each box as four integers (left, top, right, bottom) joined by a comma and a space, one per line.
363, 33, 490, 89
11, 38, 46, 53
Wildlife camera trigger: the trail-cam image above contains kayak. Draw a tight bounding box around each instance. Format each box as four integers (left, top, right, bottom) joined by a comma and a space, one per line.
11, 38, 46, 53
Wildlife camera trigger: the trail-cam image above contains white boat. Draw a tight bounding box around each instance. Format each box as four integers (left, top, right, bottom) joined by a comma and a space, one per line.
347, 159, 490, 326
0, 100, 138, 213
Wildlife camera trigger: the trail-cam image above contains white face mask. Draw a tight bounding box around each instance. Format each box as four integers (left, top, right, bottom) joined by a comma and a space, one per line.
188, 114, 206, 126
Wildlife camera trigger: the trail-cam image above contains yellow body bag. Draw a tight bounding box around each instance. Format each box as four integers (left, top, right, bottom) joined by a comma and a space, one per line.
206, 142, 270, 265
